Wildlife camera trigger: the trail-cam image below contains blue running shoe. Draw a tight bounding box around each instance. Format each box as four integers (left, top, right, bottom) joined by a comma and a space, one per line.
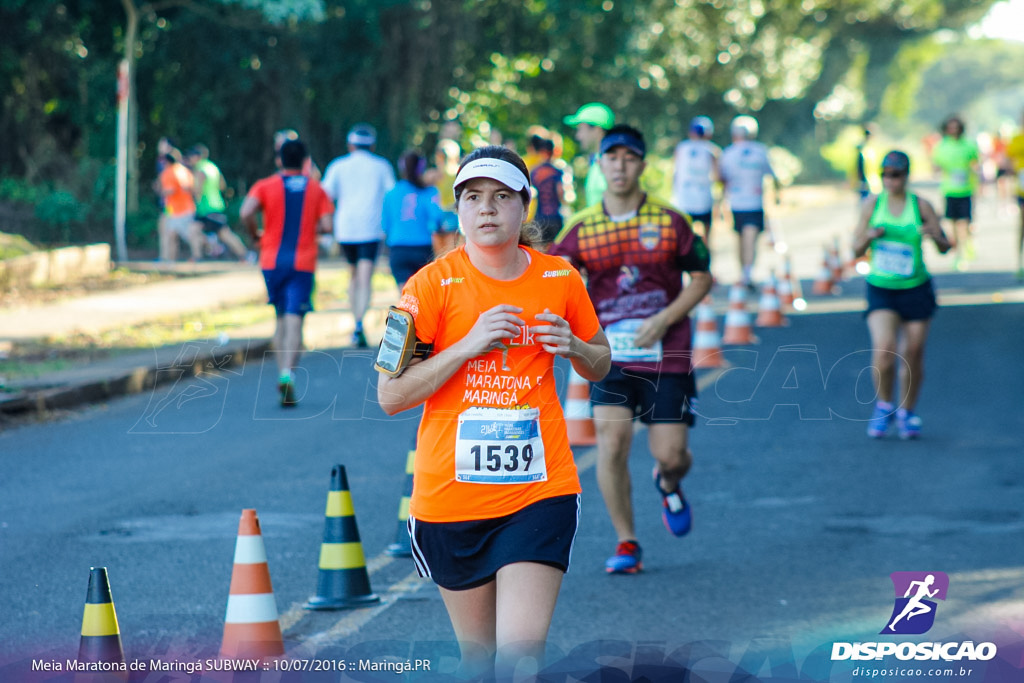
654, 471, 692, 537
897, 409, 921, 440
867, 401, 893, 438
605, 540, 643, 574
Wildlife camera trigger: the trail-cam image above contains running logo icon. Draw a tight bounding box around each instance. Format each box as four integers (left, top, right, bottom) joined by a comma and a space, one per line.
881, 571, 949, 635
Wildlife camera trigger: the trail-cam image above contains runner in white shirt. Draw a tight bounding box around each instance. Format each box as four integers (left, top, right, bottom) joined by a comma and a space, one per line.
718, 115, 780, 289
321, 124, 396, 346
671, 115, 720, 241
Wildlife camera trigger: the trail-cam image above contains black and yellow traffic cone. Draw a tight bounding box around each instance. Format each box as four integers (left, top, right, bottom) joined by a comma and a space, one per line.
304, 464, 380, 610
78, 567, 124, 665
385, 444, 416, 557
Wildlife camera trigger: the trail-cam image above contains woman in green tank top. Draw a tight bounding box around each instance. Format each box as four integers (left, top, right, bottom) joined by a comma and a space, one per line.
851, 150, 951, 440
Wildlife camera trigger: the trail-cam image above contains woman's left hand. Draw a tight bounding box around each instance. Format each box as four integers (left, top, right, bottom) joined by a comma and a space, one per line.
533, 309, 574, 357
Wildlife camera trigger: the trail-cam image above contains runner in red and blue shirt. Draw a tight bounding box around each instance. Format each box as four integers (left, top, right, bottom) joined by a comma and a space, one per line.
241, 139, 334, 406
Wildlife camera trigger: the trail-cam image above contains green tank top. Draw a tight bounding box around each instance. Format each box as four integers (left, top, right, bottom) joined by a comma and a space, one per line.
866, 191, 929, 289
195, 159, 226, 214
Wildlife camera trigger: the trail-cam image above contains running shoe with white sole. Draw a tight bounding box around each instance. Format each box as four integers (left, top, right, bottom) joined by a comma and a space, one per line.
605, 540, 643, 574
654, 470, 692, 537
867, 401, 893, 438
897, 409, 922, 439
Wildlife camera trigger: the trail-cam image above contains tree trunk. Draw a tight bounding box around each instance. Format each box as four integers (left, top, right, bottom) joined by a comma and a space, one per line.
122, 0, 140, 212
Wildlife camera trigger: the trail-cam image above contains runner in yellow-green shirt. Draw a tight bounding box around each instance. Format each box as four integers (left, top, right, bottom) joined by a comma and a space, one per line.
852, 151, 952, 440
931, 116, 980, 271
186, 144, 251, 262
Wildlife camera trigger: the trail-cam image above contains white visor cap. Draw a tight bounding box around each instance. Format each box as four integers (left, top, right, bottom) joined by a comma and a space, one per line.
453, 158, 529, 195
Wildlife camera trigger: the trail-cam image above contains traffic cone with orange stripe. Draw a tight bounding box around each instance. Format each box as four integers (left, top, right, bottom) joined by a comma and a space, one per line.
691, 296, 723, 369
830, 237, 846, 284
385, 444, 415, 557
812, 244, 836, 295
305, 465, 380, 610
778, 256, 795, 310
564, 367, 597, 447
220, 509, 284, 660
78, 567, 124, 666
755, 271, 787, 328
721, 283, 757, 345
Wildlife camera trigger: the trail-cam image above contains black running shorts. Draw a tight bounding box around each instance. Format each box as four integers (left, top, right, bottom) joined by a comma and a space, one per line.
590, 365, 697, 426
409, 494, 580, 591
865, 280, 937, 322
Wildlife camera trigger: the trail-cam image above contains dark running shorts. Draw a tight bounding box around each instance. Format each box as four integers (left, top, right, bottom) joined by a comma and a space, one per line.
262, 268, 314, 317
409, 494, 580, 591
340, 241, 381, 265
197, 213, 229, 233
590, 365, 697, 425
388, 245, 434, 285
731, 210, 765, 234
865, 280, 937, 321
944, 195, 973, 221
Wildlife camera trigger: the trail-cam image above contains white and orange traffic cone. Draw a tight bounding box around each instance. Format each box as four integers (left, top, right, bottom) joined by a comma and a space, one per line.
778, 256, 795, 310
755, 271, 787, 327
691, 296, 724, 369
564, 367, 596, 447
812, 245, 836, 296
221, 509, 284, 660
829, 237, 845, 285
721, 283, 757, 345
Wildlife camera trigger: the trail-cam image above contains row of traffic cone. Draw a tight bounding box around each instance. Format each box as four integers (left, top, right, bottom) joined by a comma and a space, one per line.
77, 464, 383, 666
691, 275, 791, 365
812, 237, 861, 296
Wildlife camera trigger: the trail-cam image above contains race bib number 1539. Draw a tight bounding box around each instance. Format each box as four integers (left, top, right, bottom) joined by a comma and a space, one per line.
454, 407, 547, 484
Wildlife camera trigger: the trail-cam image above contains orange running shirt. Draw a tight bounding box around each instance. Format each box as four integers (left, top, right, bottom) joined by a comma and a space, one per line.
399, 245, 601, 523
159, 163, 195, 217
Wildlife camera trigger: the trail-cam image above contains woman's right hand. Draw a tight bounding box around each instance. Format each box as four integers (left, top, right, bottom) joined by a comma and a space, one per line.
460, 304, 525, 356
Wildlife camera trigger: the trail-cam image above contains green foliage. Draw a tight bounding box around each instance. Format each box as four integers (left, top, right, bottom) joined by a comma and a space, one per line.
0, 231, 37, 260
0, 178, 46, 204
125, 203, 161, 252
35, 190, 84, 227
819, 125, 870, 181
0, 0, 1007, 249
880, 37, 944, 122
907, 38, 1024, 130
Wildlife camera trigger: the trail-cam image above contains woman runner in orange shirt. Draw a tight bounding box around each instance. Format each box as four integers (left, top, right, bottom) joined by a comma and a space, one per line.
377, 145, 610, 681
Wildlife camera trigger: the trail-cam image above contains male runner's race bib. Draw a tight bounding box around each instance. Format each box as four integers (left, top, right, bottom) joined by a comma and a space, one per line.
455, 407, 547, 484
872, 240, 915, 277
606, 318, 663, 363
951, 170, 968, 187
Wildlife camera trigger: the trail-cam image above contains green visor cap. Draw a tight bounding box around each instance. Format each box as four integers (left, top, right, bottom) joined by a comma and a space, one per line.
563, 103, 615, 130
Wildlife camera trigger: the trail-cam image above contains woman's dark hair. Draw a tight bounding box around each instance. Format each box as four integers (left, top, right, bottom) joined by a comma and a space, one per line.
454, 145, 542, 248
942, 116, 964, 136
399, 150, 428, 189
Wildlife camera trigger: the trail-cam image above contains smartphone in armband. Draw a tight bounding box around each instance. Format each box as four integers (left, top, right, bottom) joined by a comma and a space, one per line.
374, 306, 432, 377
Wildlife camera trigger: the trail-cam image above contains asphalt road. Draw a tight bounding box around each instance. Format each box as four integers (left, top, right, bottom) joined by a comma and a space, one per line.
2, 191, 1023, 682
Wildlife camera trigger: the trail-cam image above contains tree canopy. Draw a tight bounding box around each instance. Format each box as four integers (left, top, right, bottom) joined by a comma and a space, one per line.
0, 0, 1002, 246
